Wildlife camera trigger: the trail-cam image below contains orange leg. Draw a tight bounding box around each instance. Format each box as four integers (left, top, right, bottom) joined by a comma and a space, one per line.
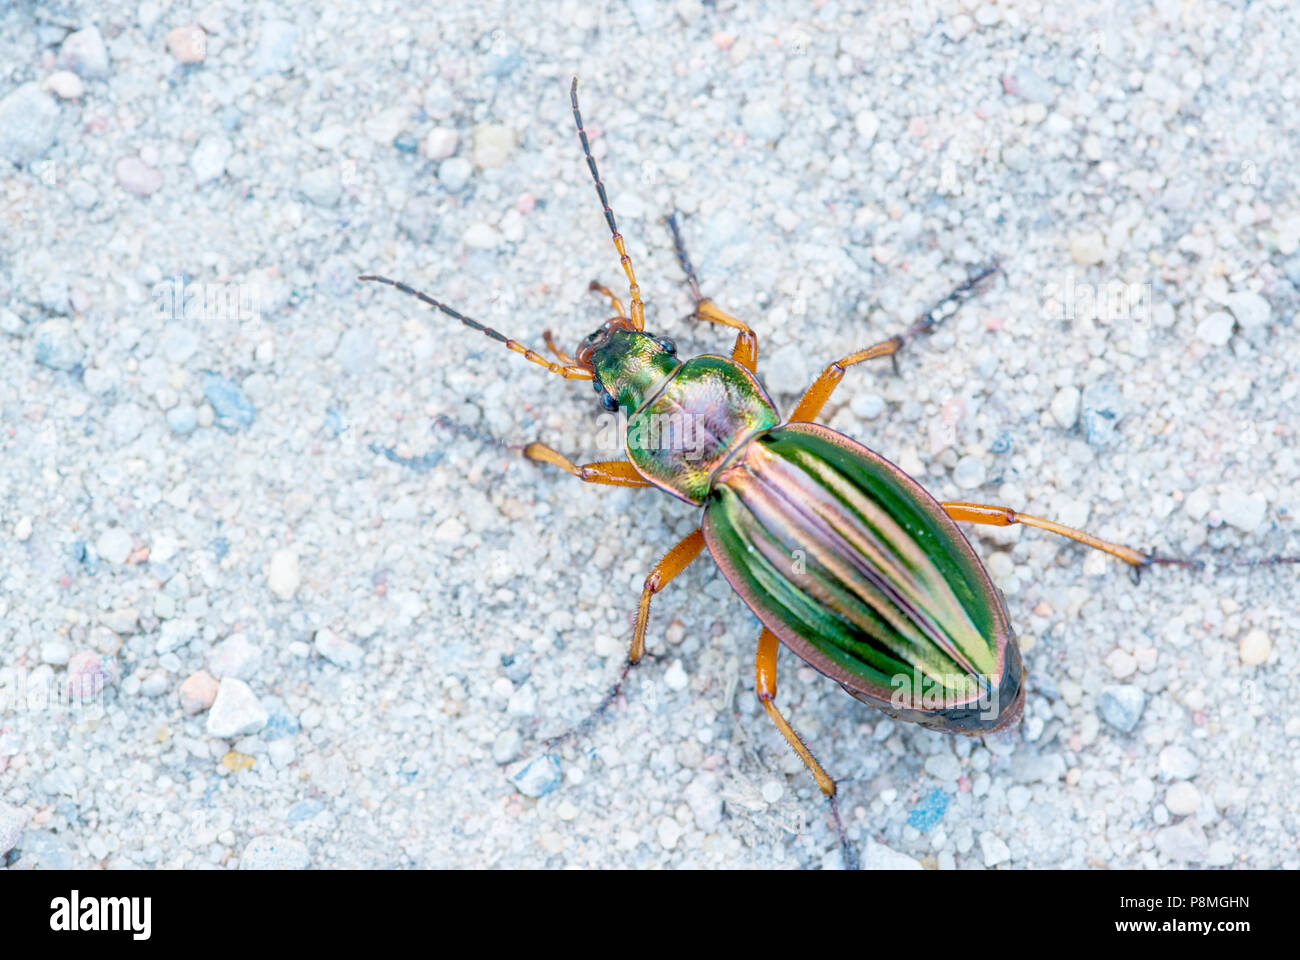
940, 501, 1200, 572
788, 337, 903, 423
632, 528, 705, 662
588, 280, 627, 319
755, 627, 858, 869
522, 444, 652, 487
665, 213, 758, 374
788, 264, 1000, 423
542, 329, 575, 366
545, 528, 705, 748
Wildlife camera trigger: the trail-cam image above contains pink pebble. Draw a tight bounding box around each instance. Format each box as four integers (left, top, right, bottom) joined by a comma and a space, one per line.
515, 192, 535, 214
179, 670, 219, 714
712, 31, 735, 50
908, 117, 927, 138
66, 650, 118, 701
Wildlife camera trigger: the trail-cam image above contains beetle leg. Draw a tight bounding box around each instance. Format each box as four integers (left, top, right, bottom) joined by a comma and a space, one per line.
788, 337, 904, 423
521, 444, 653, 487
542, 329, 576, 365
755, 627, 859, 870
545, 529, 705, 748
664, 212, 759, 373
633, 529, 706, 662
588, 280, 628, 319
939, 502, 1204, 571
788, 264, 1000, 423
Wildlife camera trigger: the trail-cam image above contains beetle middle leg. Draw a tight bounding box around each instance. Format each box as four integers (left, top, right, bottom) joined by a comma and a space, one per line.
521, 443, 653, 487
788, 264, 1000, 423
545, 528, 705, 747
939, 501, 1202, 574
664, 212, 759, 373
755, 627, 859, 870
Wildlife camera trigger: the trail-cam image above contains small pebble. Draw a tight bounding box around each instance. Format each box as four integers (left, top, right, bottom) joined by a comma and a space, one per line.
207, 633, 263, 679
206, 679, 269, 737
95, 528, 132, 565
44, 71, 84, 99
1238, 628, 1270, 666
33, 319, 82, 371
1098, 684, 1146, 732
0, 83, 60, 165
424, 127, 458, 159
509, 754, 562, 798
1222, 291, 1270, 329
203, 371, 255, 431
1050, 386, 1080, 429
1157, 744, 1199, 780
438, 156, 473, 192
267, 549, 301, 599
299, 166, 341, 206
1165, 782, 1200, 816
472, 123, 514, 168
953, 455, 987, 489
1069, 231, 1105, 265
1196, 310, 1234, 346
979, 831, 1010, 866
253, 20, 297, 76
0, 802, 28, 855
315, 628, 363, 668
60, 27, 111, 79
741, 100, 785, 141
492, 729, 522, 765
167, 405, 198, 435
66, 650, 118, 700
167, 25, 207, 64
240, 835, 309, 870
1154, 822, 1207, 863
1218, 489, 1267, 532
191, 134, 231, 183
179, 670, 219, 714
1080, 379, 1123, 448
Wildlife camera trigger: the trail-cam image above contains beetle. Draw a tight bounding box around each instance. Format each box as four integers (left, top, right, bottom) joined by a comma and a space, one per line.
359, 80, 1284, 868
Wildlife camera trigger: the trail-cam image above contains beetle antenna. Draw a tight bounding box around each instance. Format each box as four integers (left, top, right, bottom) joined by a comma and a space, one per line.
357, 274, 593, 381
570, 77, 644, 331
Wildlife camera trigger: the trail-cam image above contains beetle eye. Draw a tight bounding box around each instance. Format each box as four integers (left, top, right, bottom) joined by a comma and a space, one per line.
600, 391, 618, 411
658, 337, 677, 355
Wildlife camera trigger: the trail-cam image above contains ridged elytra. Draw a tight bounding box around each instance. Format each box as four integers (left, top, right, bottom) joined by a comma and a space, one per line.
359, 79, 1297, 870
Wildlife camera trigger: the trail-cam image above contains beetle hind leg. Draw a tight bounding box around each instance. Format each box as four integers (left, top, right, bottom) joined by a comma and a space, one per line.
544, 529, 705, 748
663, 212, 759, 373
755, 627, 860, 870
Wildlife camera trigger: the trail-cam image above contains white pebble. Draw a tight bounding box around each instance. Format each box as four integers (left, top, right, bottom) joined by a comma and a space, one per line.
1196, 311, 1234, 346
267, 549, 301, 599
979, 831, 1010, 866
96, 528, 132, 564
1238, 628, 1270, 666
1165, 782, 1200, 816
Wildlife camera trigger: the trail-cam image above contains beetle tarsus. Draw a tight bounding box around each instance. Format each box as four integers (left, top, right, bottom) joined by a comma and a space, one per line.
827, 794, 860, 870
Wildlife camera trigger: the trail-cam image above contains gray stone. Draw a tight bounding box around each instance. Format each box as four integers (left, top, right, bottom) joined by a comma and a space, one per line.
0, 83, 60, 166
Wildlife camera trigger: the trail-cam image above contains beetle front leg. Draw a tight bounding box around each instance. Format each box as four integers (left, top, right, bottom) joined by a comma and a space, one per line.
545, 528, 705, 748
664, 213, 759, 373
755, 627, 859, 870
522, 444, 653, 487
939, 501, 1202, 573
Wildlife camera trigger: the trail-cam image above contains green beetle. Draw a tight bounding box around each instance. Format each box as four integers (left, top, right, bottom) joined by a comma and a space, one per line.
360, 80, 1197, 868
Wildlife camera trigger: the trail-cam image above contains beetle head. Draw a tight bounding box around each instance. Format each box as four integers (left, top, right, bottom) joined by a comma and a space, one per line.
575, 321, 678, 412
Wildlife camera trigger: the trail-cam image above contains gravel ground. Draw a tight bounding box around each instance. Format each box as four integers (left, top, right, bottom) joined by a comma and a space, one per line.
1, 0, 1297, 870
